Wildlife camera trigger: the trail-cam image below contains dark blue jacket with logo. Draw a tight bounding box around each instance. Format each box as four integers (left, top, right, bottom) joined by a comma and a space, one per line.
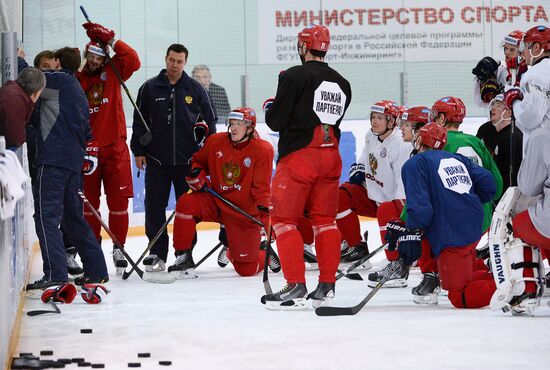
130, 69, 217, 166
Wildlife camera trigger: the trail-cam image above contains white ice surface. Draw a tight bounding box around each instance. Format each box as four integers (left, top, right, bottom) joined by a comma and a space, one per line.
16, 220, 550, 370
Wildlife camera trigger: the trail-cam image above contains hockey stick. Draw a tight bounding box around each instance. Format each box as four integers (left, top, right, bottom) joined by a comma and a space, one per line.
194, 242, 223, 269
80, 6, 152, 146
335, 243, 387, 281
315, 259, 402, 316
27, 300, 61, 317
78, 191, 145, 278
204, 187, 361, 281
121, 210, 176, 280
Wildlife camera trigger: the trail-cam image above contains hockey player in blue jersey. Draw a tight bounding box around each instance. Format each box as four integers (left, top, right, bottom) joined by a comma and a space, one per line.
397, 122, 498, 308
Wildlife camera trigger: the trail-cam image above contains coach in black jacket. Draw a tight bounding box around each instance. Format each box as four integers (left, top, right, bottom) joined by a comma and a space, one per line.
131, 43, 217, 268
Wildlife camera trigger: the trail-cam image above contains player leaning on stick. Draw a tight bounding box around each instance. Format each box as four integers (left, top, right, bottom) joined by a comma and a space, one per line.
167, 107, 279, 278
77, 21, 141, 274
261, 24, 352, 310
488, 25, 550, 316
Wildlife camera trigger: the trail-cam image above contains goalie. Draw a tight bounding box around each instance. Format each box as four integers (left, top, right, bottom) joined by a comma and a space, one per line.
489, 25, 550, 316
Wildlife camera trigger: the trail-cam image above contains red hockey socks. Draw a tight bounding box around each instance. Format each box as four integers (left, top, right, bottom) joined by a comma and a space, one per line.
314, 227, 341, 283
276, 228, 306, 283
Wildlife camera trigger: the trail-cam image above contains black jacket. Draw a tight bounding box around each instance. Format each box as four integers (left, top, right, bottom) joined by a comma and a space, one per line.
131, 69, 217, 166
265, 60, 351, 159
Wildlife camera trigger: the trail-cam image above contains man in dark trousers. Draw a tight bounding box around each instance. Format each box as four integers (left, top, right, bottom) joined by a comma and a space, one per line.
25, 47, 108, 295
261, 24, 352, 309
131, 44, 217, 272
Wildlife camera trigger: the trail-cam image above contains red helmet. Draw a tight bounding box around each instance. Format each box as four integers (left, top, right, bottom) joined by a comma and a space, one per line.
371, 100, 399, 120
521, 25, 550, 52
298, 24, 330, 52
417, 122, 447, 150
84, 41, 106, 57
502, 30, 524, 47
402, 106, 430, 126
227, 107, 256, 128
430, 96, 466, 123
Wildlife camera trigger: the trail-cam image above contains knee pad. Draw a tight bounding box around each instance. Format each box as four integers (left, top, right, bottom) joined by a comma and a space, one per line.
233, 261, 261, 277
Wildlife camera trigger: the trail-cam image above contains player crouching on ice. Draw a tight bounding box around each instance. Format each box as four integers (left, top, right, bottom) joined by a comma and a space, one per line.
165, 107, 280, 279
397, 123, 499, 309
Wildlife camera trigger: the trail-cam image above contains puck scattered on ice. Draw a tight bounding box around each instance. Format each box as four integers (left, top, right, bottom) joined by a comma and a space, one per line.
58, 358, 73, 364
40, 350, 54, 356
80, 328, 93, 334
91, 364, 105, 368
19, 352, 33, 357
128, 363, 141, 367
159, 361, 172, 366
137, 353, 151, 358
72, 357, 85, 363
78, 362, 92, 367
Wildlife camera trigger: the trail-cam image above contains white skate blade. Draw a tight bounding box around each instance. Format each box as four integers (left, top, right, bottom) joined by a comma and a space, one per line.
367, 278, 407, 289
309, 295, 334, 309
169, 268, 198, 280
413, 288, 440, 305
263, 298, 308, 311
142, 271, 176, 284
115, 267, 125, 276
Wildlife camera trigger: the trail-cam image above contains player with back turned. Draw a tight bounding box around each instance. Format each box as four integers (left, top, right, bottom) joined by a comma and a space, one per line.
261, 24, 352, 310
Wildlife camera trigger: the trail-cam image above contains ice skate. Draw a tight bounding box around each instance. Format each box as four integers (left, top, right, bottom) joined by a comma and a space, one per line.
66, 249, 84, 279
412, 272, 441, 305
368, 260, 409, 288
112, 247, 128, 276
307, 282, 335, 308
509, 292, 539, 317
340, 231, 372, 270
143, 254, 166, 272
260, 241, 281, 273
217, 244, 229, 268
168, 250, 198, 279
261, 283, 308, 310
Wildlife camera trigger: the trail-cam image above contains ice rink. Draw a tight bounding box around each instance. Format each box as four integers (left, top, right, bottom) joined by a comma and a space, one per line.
15, 220, 550, 370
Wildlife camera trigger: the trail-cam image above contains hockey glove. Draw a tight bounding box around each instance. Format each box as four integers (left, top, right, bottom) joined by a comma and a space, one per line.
479, 79, 501, 103
262, 97, 275, 113
397, 228, 423, 266
503, 88, 523, 110
82, 140, 99, 175
41, 283, 77, 304
472, 56, 499, 83
348, 163, 366, 186
193, 121, 209, 148
384, 219, 407, 251
83, 22, 115, 45
186, 167, 209, 191
81, 283, 110, 304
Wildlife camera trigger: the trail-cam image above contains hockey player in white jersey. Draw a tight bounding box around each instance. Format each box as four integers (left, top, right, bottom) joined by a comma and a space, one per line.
336, 100, 411, 287
490, 25, 550, 316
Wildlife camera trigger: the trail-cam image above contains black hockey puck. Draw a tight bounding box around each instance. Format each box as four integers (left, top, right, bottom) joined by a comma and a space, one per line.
58, 358, 73, 364
19, 352, 33, 357
91, 364, 105, 368
78, 362, 92, 367
80, 328, 93, 334
72, 358, 85, 363
159, 361, 172, 366
40, 350, 54, 356
137, 353, 151, 358
128, 363, 141, 367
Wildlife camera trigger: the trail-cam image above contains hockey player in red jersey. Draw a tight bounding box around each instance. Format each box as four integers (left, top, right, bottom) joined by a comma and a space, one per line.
261, 24, 352, 309
336, 100, 411, 288
77, 22, 140, 273
167, 107, 278, 278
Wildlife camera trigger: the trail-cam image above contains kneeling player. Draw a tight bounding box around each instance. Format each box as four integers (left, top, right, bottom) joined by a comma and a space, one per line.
168, 108, 279, 278
397, 123, 498, 308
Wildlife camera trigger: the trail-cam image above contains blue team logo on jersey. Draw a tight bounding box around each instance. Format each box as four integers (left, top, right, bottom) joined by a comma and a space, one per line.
243, 157, 251, 168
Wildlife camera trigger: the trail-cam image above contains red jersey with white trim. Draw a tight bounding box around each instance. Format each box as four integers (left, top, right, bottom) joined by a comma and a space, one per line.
77, 40, 140, 147
192, 132, 274, 222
